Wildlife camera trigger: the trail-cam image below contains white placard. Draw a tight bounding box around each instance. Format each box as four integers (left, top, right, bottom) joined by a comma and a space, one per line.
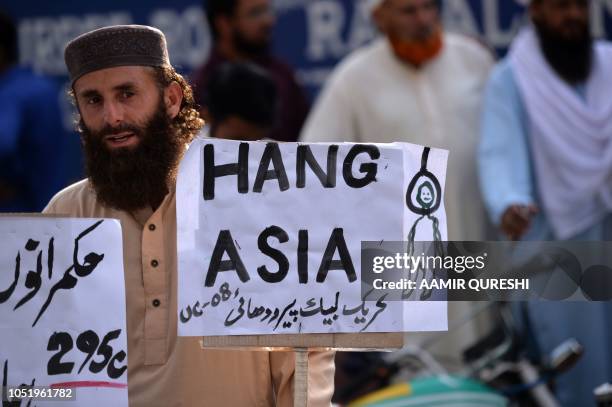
399, 143, 449, 332
0, 217, 128, 406
177, 138, 448, 337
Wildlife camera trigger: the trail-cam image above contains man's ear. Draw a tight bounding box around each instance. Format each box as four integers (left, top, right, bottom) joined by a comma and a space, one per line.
164, 81, 183, 119
71, 92, 85, 129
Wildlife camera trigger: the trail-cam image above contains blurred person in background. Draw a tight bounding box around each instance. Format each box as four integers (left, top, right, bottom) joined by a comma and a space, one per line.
192, 0, 309, 142
203, 62, 277, 141
301, 0, 495, 398
0, 10, 66, 212
301, 0, 493, 242
479, 0, 612, 404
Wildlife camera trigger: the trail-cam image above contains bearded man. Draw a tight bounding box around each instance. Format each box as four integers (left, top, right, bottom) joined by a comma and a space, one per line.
43, 25, 334, 406
479, 0, 612, 403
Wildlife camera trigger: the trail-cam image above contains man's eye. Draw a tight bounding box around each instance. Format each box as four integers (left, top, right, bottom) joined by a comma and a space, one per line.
87, 96, 101, 105
121, 90, 135, 99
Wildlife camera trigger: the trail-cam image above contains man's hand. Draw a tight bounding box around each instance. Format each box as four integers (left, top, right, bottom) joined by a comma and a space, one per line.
500, 204, 538, 241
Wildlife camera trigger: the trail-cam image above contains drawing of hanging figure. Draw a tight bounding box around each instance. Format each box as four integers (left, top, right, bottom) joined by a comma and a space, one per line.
404, 147, 445, 300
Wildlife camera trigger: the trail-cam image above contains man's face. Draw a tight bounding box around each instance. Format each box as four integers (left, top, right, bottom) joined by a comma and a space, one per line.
73, 65, 187, 211
229, 0, 275, 55
74, 66, 164, 151
531, 0, 590, 42
530, 0, 592, 83
376, 0, 439, 42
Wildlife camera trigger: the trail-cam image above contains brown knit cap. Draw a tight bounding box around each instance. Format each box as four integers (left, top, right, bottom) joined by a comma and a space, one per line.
64, 25, 170, 84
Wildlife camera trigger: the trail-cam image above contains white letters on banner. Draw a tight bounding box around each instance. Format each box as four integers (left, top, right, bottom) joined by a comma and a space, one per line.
0, 217, 128, 406
177, 138, 448, 337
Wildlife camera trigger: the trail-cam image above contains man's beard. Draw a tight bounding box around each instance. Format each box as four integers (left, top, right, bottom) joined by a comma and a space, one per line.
533, 18, 593, 84
388, 25, 444, 67
233, 28, 270, 57
81, 100, 187, 212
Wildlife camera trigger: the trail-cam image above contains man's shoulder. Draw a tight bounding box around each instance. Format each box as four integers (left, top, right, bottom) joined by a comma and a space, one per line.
267, 55, 297, 75
43, 179, 96, 215
190, 51, 229, 99
484, 58, 524, 109
326, 39, 388, 84
445, 31, 495, 61
341, 39, 388, 70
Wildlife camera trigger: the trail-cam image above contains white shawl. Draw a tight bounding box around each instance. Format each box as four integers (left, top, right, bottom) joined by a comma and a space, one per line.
509, 27, 612, 239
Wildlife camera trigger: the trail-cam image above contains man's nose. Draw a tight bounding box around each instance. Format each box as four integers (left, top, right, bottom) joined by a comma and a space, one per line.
103, 101, 124, 126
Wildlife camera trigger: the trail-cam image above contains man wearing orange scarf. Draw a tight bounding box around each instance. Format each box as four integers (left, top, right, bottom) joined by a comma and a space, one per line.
301, 0, 492, 243
301, 0, 494, 374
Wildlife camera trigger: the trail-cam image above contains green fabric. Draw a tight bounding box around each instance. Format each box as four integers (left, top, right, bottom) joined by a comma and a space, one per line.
359, 375, 507, 407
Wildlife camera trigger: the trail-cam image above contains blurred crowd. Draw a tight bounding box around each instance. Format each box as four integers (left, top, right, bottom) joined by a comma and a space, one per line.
2, 0, 612, 405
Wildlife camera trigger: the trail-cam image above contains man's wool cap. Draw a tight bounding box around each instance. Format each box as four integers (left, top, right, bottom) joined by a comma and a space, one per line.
65, 24, 170, 84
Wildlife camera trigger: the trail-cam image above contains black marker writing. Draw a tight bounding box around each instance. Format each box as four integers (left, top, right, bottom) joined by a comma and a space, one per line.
202, 143, 380, 200
2, 360, 34, 407
296, 144, 338, 188
205, 227, 356, 287
47, 329, 127, 380
34, 220, 105, 327
186, 284, 389, 333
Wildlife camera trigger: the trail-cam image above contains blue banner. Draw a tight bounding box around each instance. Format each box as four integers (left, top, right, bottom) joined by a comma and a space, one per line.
6, 1, 612, 95
4, 0, 612, 143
